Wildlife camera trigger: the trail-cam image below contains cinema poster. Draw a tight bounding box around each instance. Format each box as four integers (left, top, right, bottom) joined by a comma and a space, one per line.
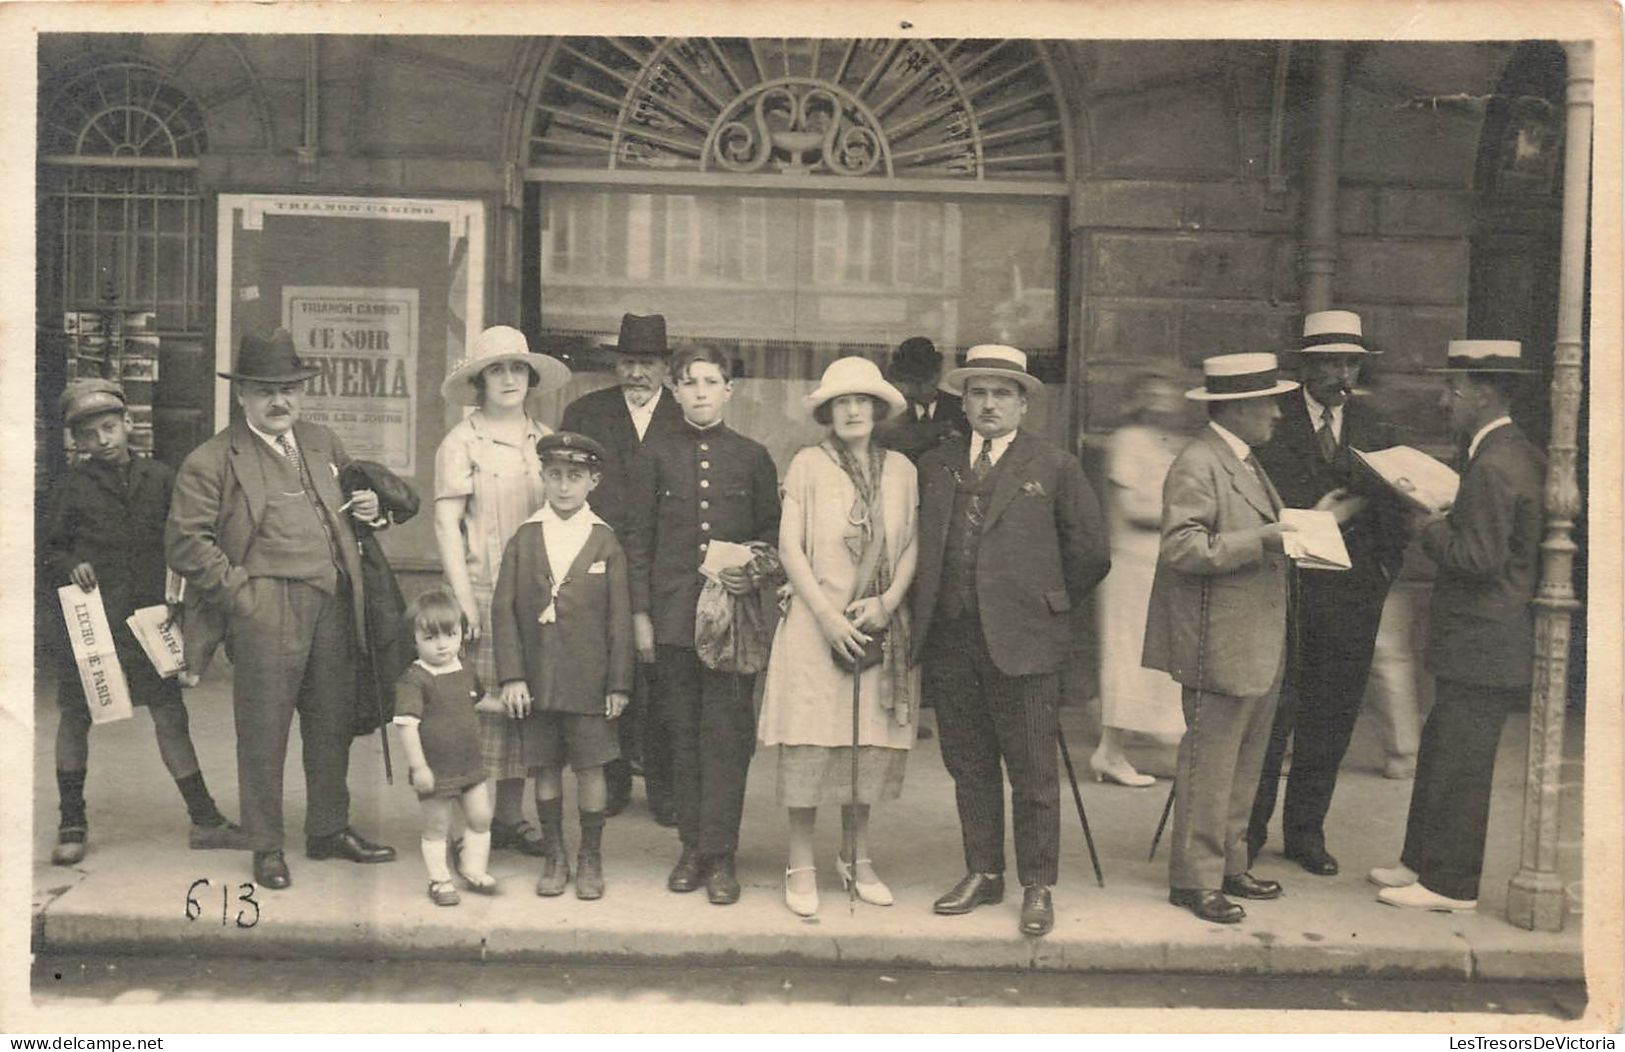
284, 286, 420, 475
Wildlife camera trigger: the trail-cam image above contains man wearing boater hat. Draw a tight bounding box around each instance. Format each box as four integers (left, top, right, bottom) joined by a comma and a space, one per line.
1143, 353, 1363, 924
913, 344, 1110, 937
1369, 340, 1543, 911
166, 330, 397, 889
561, 313, 685, 824
1245, 311, 1409, 877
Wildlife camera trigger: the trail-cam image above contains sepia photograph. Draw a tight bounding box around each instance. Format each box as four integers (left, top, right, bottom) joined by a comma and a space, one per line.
1, 0, 1620, 1036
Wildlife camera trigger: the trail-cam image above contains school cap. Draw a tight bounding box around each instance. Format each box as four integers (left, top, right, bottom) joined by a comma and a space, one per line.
536, 431, 607, 467
60, 378, 127, 427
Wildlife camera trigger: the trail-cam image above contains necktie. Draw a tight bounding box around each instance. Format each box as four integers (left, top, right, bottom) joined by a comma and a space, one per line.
1316, 406, 1338, 462
275, 433, 302, 472
972, 438, 993, 480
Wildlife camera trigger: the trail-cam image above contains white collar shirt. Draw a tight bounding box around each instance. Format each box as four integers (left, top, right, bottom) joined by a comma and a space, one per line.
970, 429, 1017, 468
246, 420, 297, 457
625, 386, 663, 441
1208, 420, 1254, 463
1468, 416, 1513, 461
526, 503, 608, 584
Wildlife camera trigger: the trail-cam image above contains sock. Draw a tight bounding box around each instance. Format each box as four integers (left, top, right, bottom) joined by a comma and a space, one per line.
579, 810, 606, 853
57, 769, 87, 830
537, 795, 564, 829
175, 771, 225, 826
420, 838, 453, 883
460, 829, 492, 881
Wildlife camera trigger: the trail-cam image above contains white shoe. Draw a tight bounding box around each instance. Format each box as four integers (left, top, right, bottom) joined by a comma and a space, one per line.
836, 854, 895, 906
1089, 753, 1156, 788
1368, 863, 1419, 888
784, 866, 819, 917
1377, 882, 1477, 912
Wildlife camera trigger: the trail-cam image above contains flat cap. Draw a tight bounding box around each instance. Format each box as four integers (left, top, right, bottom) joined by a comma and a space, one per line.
60, 378, 127, 427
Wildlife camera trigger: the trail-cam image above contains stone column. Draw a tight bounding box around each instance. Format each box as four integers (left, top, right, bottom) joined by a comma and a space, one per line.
1505, 40, 1592, 932
1301, 43, 1348, 313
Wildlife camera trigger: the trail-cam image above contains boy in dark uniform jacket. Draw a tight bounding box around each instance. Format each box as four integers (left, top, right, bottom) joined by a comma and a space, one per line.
492, 432, 634, 901
41, 379, 237, 865
622, 346, 781, 905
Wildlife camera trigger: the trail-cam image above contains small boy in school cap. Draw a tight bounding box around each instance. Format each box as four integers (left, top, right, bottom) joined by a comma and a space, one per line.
41, 379, 240, 865
490, 429, 634, 901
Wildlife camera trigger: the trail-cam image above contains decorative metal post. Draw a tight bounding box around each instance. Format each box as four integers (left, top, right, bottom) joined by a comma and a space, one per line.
1301, 42, 1347, 313
1505, 40, 1592, 932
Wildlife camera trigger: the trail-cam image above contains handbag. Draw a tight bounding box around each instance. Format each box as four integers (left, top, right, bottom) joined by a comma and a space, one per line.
830, 507, 888, 674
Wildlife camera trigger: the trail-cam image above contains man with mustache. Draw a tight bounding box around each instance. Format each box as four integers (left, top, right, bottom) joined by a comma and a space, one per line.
559, 313, 686, 824
166, 330, 397, 889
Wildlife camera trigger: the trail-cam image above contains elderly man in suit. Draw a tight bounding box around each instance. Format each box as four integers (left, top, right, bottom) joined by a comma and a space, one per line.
1246, 311, 1409, 877
1369, 340, 1544, 911
914, 344, 1111, 937
560, 313, 685, 824
1144, 353, 1362, 924
166, 330, 397, 890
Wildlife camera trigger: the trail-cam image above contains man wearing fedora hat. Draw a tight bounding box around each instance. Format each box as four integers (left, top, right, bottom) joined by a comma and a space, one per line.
875, 336, 966, 465
560, 313, 685, 824
1369, 340, 1543, 911
912, 344, 1110, 937
1143, 352, 1362, 924
167, 329, 397, 889
1245, 310, 1410, 878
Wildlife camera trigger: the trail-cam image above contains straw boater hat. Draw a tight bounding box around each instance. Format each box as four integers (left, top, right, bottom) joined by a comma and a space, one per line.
1298, 309, 1378, 355
60, 378, 128, 427
943, 344, 1044, 395
600, 313, 671, 358
1185, 352, 1300, 401
441, 325, 572, 406
803, 356, 907, 416
217, 329, 321, 383
1428, 339, 1539, 374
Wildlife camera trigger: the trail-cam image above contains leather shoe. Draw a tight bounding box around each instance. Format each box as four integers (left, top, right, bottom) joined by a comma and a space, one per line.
1222, 872, 1283, 900
1169, 888, 1244, 924
1019, 885, 1054, 936
189, 820, 249, 851
305, 828, 397, 864
704, 855, 741, 905
1285, 845, 1339, 876
254, 850, 291, 889
667, 846, 703, 892
932, 872, 1005, 915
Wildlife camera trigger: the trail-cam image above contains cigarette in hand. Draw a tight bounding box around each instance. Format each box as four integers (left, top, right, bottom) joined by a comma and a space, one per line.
337, 497, 356, 513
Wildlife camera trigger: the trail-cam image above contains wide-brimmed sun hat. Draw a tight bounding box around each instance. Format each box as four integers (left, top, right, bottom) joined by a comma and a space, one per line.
1427, 339, 1539, 374
803, 356, 907, 417
217, 329, 321, 384
1185, 352, 1300, 401
1298, 309, 1379, 355
441, 325, 572, 406
942, 344, 1044, 395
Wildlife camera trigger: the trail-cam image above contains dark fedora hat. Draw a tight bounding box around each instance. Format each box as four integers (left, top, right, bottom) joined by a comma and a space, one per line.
602, 313, 670, 357
217, 329, 320, 383
887, 336, 942, 383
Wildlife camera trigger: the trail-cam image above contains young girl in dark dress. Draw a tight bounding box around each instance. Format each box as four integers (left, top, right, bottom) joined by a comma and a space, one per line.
394, 588, 499, 905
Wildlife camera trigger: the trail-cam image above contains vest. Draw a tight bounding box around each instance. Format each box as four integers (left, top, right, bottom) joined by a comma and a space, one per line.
243, 435, 340, 593
936, 455, 1005, 621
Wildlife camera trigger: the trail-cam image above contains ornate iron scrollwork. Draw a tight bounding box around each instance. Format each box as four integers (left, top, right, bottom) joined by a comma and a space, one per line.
707, 80, 887, 176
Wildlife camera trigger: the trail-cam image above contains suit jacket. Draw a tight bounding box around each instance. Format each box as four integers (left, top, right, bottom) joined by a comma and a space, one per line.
559, 384, 686, 534
165, 419, 367, 673
1256, 394, 1408, 608
912, 430, 1111, 676
40, 455, 176, 669
875, 392, 967, 465
1142, 426, 1292, 699
490, 521, 635, 713
1420, 422, 1544, 688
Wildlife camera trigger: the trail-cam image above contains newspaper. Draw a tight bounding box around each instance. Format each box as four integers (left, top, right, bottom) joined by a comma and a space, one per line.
1279, 509, 1352, 571
56, 585, 134, 724
1352, 446, 1460, 515
125, 604, 187, 679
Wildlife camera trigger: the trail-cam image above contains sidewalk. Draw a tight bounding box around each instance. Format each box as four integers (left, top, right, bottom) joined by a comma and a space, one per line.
30, 666, 1583, 981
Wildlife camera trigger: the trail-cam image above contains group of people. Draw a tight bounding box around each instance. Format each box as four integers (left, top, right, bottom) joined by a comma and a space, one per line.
41, 304, 1543, 936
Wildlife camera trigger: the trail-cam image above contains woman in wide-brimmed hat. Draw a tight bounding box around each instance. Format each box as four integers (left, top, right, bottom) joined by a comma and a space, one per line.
757, 355, 921, 919
433, 325, 572, 858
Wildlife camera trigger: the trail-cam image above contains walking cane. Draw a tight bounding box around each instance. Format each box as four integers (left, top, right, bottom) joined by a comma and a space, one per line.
1055, 723, 1105, 888
847, 657, 861, 914
366, 637, 395, 784
1148, 782, 1176, 861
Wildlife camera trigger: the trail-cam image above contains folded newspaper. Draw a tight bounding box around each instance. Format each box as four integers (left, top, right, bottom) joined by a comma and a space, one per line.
127, 604, 188, 679
1279, 509, 1352, 571
57, 585, 134, 724
1351, 446, 1460, 514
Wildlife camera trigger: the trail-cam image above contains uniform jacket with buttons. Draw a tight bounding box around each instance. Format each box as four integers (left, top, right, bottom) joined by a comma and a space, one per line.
491, 520, 635, 713
912, 430, 1111, 676
622, 420, 781, 648
41, 455, 176, 668
1419, 422, 1544, 688
559, 383, 687, 535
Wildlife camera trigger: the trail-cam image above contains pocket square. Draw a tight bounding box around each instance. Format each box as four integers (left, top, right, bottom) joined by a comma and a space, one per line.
1021, 481, 1048, 498
587, 561, 607, 574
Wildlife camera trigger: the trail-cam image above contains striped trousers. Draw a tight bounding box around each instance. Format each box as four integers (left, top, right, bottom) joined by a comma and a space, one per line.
924, 615, 1060, 887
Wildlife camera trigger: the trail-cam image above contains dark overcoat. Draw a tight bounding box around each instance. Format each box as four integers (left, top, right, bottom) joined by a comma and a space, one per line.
559, 384, 686, 534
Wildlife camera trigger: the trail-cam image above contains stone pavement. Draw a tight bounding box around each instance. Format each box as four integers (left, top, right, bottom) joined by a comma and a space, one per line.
29, 666, 1583, 981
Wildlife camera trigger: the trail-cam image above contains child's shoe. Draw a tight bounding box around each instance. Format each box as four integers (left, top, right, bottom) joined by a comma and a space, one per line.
51, 825, 87, 866
535, 815, 570, 897
575, 809, 607, 900
428, 879, 461, 907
